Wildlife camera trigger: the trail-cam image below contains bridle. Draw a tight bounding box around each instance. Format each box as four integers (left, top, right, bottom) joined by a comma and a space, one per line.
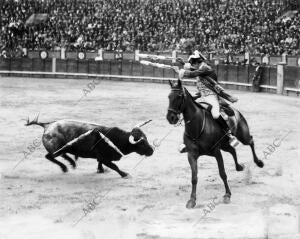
168, 86, 206, 141
168, 88, 185, 116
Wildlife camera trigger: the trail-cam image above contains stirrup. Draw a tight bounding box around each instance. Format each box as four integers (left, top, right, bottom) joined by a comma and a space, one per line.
228, 135, 240, 148
178, 143, 187, 153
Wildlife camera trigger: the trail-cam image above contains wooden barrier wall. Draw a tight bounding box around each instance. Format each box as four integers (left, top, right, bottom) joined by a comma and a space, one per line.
0, 58, 299, 96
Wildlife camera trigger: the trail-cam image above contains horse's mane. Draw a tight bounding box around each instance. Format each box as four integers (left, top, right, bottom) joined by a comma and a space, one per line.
182, 87, 206, 110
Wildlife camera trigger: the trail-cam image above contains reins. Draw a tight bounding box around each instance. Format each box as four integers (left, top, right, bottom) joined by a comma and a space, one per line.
184, 110, 206, 142
169, 87, 206, 142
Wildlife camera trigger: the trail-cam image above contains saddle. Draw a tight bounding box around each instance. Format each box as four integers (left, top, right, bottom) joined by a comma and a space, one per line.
193, 96, 235, 117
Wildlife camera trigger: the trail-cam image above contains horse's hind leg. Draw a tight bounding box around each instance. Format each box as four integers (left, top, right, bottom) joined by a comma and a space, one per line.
61, 153, 76, 169
222, 145, 244, 171
236, 113, 264, 168
249, 136, 264, 168
45, 153, 68, 172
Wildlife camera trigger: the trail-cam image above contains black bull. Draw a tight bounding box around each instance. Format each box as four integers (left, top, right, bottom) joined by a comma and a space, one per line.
166, 80, 264, 208
25, 118, 154, 177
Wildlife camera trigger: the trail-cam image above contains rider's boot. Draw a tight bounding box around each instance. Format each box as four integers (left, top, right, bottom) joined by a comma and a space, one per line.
216, 116, 240, 147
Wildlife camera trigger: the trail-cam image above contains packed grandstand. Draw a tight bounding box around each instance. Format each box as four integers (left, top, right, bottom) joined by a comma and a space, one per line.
0, 0, 299, 57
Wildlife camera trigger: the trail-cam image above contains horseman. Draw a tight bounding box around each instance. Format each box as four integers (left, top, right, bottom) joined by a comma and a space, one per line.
175, 50, 239, 151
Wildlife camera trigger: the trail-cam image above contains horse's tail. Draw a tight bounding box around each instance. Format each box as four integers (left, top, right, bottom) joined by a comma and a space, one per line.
234, 110, 252, 145
235, 110, 264, 168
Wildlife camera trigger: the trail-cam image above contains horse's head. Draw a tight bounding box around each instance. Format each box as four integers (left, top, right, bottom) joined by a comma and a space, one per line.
166, 79, 185, 125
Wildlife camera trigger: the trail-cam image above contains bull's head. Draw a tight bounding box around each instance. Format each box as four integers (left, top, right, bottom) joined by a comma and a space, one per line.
129, 120, 154, 156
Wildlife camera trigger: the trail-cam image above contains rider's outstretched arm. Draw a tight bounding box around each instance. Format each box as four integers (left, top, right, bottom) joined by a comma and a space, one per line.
177, 69, 238, 103
179, 69, 213, 78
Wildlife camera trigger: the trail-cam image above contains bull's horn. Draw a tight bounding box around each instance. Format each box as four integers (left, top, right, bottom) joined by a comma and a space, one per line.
135, 119, 152, 128
129, 135, 143, 144
34, 112, 40, 122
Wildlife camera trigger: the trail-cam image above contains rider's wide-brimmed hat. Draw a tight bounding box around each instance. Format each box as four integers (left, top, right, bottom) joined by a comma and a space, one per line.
188, 50, 207, 63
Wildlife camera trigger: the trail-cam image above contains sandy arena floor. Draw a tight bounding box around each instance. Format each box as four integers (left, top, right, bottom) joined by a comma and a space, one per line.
0, 76, 300, 239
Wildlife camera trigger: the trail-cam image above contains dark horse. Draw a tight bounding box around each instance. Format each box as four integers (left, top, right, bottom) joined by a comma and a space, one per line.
166, 80, 264, 208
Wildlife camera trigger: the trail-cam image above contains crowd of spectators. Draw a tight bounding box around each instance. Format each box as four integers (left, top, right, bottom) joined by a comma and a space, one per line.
0, 0, 300, 57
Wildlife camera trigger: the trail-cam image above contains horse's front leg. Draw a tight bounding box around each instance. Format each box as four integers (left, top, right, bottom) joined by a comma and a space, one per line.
214, 149, 231, 204
186, 151, 199, 209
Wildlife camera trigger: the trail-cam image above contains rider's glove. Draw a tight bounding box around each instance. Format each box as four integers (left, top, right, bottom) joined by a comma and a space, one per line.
183, 63, 191, 70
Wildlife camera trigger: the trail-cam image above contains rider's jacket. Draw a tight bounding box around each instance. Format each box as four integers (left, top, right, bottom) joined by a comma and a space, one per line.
181, 62, 237, 103
185, 62, 218, 81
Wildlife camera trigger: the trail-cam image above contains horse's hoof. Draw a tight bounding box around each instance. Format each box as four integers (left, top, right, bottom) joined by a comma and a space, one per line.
186, 199, 196, 209
256, 160, 264, 168
122, 174, 132, 179
223, 194, 231, 204
236, 164, 244, 171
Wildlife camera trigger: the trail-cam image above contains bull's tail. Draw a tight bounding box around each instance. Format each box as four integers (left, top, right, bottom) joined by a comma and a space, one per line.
24, 113, 49, 128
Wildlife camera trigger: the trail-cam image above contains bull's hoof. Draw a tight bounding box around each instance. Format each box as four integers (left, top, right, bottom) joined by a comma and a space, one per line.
236, 163, 244, 171
122, 174, 132, 179
186, 199, 196, 209
223, 194, 231, 204
97, 169, 105, 174
61, 166, 68, 173
255, 160, 264, 168
72, 163, 77, 169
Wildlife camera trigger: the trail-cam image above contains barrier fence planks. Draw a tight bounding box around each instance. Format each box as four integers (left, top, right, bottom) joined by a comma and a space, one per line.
88, 60, 98, 75
110, 61, 121, 75
284, 66, 300, 88
270, 66, 277, 86
227, 65, 238, 84
121, 61, 132, 76
132, 61, 143, 76
56, 59, 67, 73
10, 58, 22, 72
32, 58, 44, 72
23, 50, 300, 67
163, 68, 175, 78
22, 58, 33, 72
143, 64, 155, 78
77, 59, 89, 75
217, 65, 228, 82
0, 58, 299, 96
154, 65, 164, 78
100, 61, 110, 75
